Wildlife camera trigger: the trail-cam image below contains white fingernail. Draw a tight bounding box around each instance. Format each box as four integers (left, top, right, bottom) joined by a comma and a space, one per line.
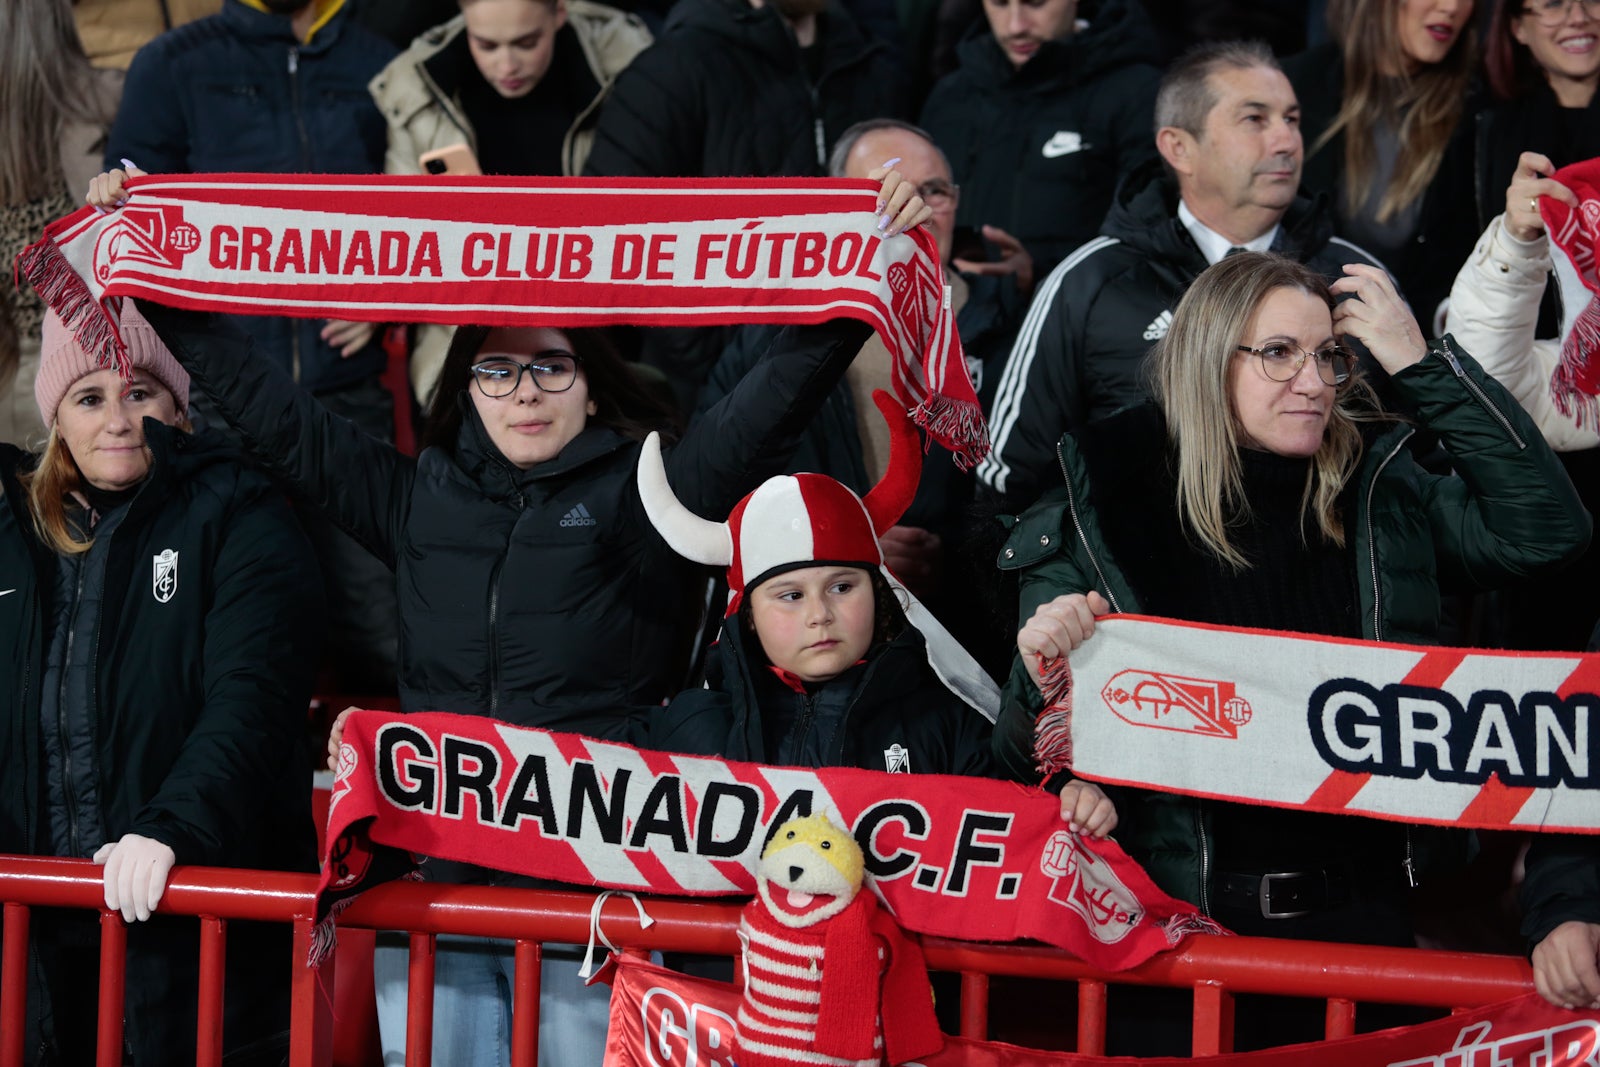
880, 157, 901, 169
119, 158, 138, 171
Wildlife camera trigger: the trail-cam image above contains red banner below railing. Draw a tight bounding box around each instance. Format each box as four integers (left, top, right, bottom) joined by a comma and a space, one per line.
0, 855, 1539, 1067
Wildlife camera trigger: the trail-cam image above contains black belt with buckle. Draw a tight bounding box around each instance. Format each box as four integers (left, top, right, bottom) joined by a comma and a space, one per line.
1214, 868, 1352, 920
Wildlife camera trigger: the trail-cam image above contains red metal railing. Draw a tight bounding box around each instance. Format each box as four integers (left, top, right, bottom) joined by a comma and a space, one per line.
0, 855, 1536, 1067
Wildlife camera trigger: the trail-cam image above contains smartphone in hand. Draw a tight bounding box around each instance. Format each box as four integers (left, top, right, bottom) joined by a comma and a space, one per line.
419, 143, 482, 176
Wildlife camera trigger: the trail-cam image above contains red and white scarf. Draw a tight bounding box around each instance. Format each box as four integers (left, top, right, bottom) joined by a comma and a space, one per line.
16, 173, 987, 465
1033, 616, 1600, 834
316, 712, 1223, 971
1540, 158, 1600, 430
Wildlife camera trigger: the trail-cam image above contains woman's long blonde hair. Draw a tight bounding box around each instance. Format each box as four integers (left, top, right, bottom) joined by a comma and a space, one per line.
1314, 0, 1477, 224
1150, 253, 1374, 570
18, 429, 93, 556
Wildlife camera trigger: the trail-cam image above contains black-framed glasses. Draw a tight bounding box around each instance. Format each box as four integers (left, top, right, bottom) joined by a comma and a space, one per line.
1235, 342, 1354, 386
469, 352, 580, 397
917, 179, 959, 210
1521, 0, 1600, 24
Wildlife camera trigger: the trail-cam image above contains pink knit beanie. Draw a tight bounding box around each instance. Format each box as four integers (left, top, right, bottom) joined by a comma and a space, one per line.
36, 304, 190, 428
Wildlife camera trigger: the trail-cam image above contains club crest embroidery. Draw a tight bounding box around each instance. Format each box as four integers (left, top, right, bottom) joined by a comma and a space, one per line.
92, 204, 201, 283
152, 549, 178, 604
1100, 669, 1252, 739
883, 742, 910, 773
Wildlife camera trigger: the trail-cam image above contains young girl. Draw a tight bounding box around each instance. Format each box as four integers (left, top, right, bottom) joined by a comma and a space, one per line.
640, 392, 1117, 837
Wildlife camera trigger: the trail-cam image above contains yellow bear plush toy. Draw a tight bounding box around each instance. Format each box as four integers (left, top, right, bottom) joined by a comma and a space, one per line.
736, 812, 942, 1066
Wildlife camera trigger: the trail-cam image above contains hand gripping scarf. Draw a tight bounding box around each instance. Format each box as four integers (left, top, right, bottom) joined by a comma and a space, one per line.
1540, 158, 1600, 430
15, 173, 988, 465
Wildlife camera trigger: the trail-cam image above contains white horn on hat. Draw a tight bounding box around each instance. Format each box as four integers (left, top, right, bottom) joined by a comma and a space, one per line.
636, 432, 733, 566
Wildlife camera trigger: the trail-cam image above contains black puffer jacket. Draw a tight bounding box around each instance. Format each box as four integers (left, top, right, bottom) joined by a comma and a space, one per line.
139, 301, 873, 741
0, 425, 322, 1065
581, 0, 905, 178
919, 0, 1162, 276
105, 0, 396, 394
0, 425, 320, 867
975, 160, 1390, 510
649, 610, 994, 776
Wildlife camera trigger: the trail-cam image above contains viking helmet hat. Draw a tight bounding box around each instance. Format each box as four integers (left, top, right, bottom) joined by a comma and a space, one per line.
637, 391, 1000, 718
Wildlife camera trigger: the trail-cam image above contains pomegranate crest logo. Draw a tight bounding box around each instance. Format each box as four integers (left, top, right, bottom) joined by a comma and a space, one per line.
1038, 830, 1140, 943
1101, 669, 1253, 739
328, 742, 358, 819
93, 204, 201, 282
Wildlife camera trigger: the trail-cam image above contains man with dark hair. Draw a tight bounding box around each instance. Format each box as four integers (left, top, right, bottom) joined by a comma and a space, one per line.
920, 0, 1161, 284
107, 0, 401, 687
976, 39, 1392, 511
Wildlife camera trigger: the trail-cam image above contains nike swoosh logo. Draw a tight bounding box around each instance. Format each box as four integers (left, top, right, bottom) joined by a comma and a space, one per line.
1041, 133, 1089, 159
0, 589, 14, 597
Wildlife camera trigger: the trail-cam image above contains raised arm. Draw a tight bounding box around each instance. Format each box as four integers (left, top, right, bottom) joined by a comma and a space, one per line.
137, 300, 413, 567
664, 166, 931, 513
1446, 152, 1598, 451
1334, 263, 1591, 584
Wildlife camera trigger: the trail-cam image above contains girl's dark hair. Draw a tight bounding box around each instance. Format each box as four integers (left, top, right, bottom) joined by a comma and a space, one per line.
419, 324, 683, 454
1484, 0, 1541, 100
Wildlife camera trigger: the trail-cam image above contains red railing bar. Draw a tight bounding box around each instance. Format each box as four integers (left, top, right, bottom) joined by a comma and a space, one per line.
1077, 979, 1107, 1055
1, 904, 30, 1067
511, 940, 541, 1067
96, 911, 126, 1067
0, 854, 1539, 1065
288, 918, 333, 1067
959, 971, 989, 1038
405, 932, 435, 1067
1192, 982, 1234, 1056
197, 916, 227, 1067
1325, 996, 1357, 1039
916, 936, 1531, 1006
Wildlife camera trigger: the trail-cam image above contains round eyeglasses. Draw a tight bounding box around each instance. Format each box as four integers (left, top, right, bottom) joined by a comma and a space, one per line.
470, 352, 580, 398
1235, 342, 1354, 386
1521, 0, 1600, 26
916, 179, 959, 210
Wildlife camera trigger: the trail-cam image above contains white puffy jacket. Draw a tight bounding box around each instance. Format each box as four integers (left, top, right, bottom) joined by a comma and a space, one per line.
1446, 214, 1600, 451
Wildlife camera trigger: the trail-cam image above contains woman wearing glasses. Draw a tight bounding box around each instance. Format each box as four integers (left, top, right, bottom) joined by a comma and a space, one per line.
1480, 0, 1600, 229
991, 252, 1585, 1012
89, 164, 930, 1067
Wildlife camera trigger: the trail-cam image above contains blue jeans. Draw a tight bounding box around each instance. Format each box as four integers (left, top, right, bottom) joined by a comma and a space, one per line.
373, 935, 611, 1066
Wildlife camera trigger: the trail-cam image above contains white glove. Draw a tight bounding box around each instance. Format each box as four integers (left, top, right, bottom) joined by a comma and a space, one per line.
92, 834, 177, 922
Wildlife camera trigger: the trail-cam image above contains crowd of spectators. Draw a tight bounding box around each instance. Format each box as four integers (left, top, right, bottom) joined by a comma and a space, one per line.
5, 0, 1600, 1063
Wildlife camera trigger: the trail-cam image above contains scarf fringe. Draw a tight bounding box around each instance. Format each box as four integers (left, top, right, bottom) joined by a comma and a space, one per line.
15, 236, 131, 379
914, 393, 990, 470
1033, 654, 1074, 779
307, 867, 424, 968
1159, 913, 1229, 944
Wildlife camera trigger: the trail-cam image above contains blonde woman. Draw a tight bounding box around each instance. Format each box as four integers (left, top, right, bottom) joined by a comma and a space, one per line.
996, 250, 1585, 951
1284, 0, 1481, 330
0, 305, 322, 1065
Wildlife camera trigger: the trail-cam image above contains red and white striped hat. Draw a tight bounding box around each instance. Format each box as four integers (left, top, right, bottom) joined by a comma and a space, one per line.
639, 392, 918, 613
